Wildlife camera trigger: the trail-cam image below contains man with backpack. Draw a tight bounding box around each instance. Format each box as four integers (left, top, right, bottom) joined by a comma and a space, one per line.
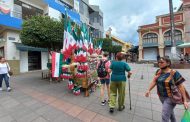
97, 52, 111, 106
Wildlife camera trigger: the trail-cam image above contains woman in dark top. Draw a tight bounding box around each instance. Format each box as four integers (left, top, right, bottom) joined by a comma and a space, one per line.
109, 52, 132, 113
145, 57, 189, 122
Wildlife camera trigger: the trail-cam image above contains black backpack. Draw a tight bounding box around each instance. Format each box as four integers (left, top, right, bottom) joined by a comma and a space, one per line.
97, 60, 108, 78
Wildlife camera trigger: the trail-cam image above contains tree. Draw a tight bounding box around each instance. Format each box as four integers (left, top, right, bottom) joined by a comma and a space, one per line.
94, 38, 122, 60
111, 45, 122, 53
20, 16, 64, 53
100, 38, 112, 52
94, 38, 122, 53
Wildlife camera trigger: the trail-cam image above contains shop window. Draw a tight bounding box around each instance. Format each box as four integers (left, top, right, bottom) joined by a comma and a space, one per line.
14, 0, 43, 20
164, 30, 182, 42
143, 33, 158, 44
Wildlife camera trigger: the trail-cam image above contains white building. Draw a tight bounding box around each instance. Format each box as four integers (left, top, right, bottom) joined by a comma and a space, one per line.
0, 0, 81, 74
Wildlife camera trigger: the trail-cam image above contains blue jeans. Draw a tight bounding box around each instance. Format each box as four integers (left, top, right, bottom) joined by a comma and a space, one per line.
159, 97, 176, 122
0, 74, 10, 88
100, 79, 110, 85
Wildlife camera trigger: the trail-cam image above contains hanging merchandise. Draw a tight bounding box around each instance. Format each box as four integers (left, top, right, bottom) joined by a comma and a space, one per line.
61, 72, 72, 79
73, 86, 81, 96
74, 48, 87, 63
63, 14, 77, 61
51, 52, 63, 78
93, 39, 103, 55
75, 69, 86, 78
68, 79, 74, 90
61, 64, 73, 79
88, 35, 94, 55
60, 12, 100, 97
77, 63, 89, 71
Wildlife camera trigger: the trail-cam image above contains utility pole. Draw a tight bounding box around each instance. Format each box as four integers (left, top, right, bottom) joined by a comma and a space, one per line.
169, 0, 177, 60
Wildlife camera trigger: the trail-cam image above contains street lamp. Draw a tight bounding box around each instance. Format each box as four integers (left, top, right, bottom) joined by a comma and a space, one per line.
169, 0, 177, 60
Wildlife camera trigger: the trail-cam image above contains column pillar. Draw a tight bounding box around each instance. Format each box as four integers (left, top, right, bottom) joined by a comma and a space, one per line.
138, 31, 143, 61
158, 17, 164, 57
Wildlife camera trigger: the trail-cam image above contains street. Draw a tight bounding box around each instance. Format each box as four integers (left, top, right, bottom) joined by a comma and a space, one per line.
0, 63, 189, 122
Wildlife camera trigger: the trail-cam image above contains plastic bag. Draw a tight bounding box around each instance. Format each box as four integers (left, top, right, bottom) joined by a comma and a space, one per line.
181, 110, 190, 122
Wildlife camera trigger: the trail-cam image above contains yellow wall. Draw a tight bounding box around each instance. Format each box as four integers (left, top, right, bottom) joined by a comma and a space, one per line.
106, 33, 132, 52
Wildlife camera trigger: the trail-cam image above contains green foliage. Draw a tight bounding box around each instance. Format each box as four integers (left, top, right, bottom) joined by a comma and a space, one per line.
102, 38, 112, 52
111, 45, 122, 53
95, 38, 122, 53
20, 16, 64, 52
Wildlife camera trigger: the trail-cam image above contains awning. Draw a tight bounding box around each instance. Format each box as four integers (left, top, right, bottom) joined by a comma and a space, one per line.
14, 43, 48, 52
177, 42, 190, 48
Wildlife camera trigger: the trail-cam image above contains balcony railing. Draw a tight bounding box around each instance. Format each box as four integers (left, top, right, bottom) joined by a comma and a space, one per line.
164, 40, 184, 46
142, 42, 158, 47
10, 10, 43, 20
11, 11, 22, 19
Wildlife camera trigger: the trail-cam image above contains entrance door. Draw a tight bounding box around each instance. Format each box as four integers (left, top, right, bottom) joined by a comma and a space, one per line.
165, 47, 181, 60
143, 48, 157, 61
28, 51, 41, 71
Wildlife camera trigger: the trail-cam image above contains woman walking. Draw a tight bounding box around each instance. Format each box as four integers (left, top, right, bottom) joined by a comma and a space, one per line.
145, 57, 189, 122
97, 52, 111, 105
0, 57, 11, 92
109, 52, 132, 113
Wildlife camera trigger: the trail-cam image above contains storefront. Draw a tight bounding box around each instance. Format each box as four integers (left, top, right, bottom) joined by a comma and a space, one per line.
143, 48, 158, 61
15, 43, 48, 73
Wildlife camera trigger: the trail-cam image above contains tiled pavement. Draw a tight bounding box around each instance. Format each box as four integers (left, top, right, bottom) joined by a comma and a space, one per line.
0, 63, 189, 122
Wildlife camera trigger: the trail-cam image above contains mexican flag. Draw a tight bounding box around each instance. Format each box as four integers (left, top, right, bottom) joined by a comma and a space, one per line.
63, 14, 77, 60
52, 52, 63, 78
88, 35, 94, 55
81, 23, 89, 51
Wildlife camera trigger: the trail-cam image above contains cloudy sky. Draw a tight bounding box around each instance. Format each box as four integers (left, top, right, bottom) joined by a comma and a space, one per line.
89, 0, 182, 45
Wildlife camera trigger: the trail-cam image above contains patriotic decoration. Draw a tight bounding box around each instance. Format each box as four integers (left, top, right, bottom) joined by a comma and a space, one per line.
61, 72, 72, 79
88, 35, 94, 55
73, 87, 81, 96
51, 52, 63, 78
63, 14, 77, 60
77, 63, 88, 71
68, 80, 74, 90
93, 39, 103, 55
53, 11, 104, 96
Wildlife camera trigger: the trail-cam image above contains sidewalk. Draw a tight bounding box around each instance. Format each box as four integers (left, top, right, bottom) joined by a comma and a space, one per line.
0, 63, 189, 122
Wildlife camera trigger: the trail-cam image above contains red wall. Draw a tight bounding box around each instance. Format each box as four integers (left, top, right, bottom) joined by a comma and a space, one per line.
161, 13, 183, 25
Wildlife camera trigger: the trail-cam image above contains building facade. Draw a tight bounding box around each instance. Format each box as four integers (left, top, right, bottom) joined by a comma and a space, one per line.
0, 0, 104, 74
79, 0, 104, 38
138, 0, 190, 61
106, 28, 132, 53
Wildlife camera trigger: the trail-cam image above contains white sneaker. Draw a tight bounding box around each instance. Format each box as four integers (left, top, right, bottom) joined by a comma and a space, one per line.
0, 87, 2, 91
7, 87, 11, 92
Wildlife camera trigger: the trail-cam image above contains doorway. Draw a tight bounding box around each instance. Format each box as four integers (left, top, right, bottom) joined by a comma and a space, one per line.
28, 51, 41, 71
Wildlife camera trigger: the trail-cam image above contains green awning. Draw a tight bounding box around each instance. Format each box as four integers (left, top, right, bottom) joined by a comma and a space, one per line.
177, 42, 190, 48
14, 43, 48, 52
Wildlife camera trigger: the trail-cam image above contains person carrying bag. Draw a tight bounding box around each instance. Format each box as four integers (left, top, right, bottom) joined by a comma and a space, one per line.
169, 70, 190, 104
181, 109, 190, 122
145, 57, 189, 122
